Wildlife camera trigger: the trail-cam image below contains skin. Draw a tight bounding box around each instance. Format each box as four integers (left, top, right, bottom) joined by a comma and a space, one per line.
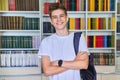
41, 9, 89, 76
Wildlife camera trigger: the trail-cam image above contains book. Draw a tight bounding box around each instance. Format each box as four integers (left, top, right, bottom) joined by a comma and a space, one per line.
8, 0, 16, 10
96, 35, 103, 47
69, 18, 75, 30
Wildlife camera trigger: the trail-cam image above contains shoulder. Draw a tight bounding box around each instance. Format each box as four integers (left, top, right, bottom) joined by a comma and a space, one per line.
41, 33, 56, 44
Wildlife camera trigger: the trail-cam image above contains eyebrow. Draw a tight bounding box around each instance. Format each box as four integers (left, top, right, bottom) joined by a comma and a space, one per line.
52, 13, 65, 17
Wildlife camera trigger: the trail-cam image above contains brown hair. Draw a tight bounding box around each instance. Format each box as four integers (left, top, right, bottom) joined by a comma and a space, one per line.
49, 3, 67, 18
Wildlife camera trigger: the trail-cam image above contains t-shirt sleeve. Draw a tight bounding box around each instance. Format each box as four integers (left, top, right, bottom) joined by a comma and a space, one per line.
38, 39, 50, 58
79, 33, 89, 53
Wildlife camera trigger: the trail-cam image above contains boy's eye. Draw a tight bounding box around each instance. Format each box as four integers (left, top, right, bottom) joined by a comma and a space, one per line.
52, 16, 57, 19
51, 14, 65, 19
60, 15, 64, 17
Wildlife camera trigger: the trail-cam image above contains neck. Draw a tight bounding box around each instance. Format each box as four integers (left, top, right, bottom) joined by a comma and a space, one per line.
56, 29, 69, 36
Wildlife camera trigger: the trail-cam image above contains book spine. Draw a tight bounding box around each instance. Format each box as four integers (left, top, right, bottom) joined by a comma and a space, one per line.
8, 0, 16, 11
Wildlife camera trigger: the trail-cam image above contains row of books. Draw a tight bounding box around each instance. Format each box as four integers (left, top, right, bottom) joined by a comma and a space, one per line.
43, 22, 55, 33
87, 35, 114, 48
88, 0, 115, 11
117, 40, 120, 51
0, 0, 39, 11
56, 0, 115, 11
117, 3, 120, 14
0, 51, 115, 67
44, 0, 85, 14
0, 50, 38, 67
0, 16, 39, 30
117, 22, 120, 33
43, 17, 85, 33
0, 16, 116, 30
0, 36, 40, 48
57, 0, 86, 11
43, 17, 116, 33
43, 2, 52, 14
91, 53, 115, 65
68, 18, 85, 30
87, 17, 116, 30
44, 0, 115, 14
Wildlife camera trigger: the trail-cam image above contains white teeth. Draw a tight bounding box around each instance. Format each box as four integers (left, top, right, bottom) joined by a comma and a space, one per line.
58, 24, 61, 25
57, 22, 63, 25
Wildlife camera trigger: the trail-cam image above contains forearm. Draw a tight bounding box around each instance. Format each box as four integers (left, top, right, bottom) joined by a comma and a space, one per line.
51, 58, 88, 71
62, 52, 89, 70
43, 61, 68, 76
62, 59, 88, 69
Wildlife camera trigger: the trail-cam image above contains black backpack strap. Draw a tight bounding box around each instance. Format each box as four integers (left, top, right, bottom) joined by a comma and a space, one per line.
74, 32, 97, 80
73, 32, 82, 55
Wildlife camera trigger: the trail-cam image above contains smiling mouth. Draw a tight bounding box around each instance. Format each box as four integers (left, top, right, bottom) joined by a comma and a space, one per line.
57, 22, 64, 25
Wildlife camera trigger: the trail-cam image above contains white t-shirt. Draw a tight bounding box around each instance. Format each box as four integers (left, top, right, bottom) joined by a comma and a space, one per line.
38, 32, 89, 80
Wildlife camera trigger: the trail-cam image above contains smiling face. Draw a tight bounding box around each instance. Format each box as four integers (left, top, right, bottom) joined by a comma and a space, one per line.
50, 9, 68, 31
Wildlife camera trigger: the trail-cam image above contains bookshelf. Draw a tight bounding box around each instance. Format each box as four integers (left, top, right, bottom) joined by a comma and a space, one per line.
0, 0, 42, 80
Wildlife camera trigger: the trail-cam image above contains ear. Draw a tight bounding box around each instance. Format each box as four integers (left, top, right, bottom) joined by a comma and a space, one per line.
50, 19, 55, 28
50, 18, 53, 25
66, 16, 69, 22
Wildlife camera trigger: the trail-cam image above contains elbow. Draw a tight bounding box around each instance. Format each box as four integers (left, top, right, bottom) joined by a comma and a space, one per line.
82, 61, 89, 69
76, 62, 88, 70
79, 64, 88, 70
43, 71, 49, 77
43, 68, 54, 77
44, 73, 50, 77
82, 58, 89, 69
43, 71, 50, 77
43, 69, 51, 77
83, 64, 88, 69
80, 61, 89, 69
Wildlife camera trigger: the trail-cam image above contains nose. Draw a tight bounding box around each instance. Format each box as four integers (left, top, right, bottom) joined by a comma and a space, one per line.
57, 16, 61, 21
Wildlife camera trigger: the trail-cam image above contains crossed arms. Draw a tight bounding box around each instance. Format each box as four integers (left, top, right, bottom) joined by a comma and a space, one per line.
41, 51, 89, 76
